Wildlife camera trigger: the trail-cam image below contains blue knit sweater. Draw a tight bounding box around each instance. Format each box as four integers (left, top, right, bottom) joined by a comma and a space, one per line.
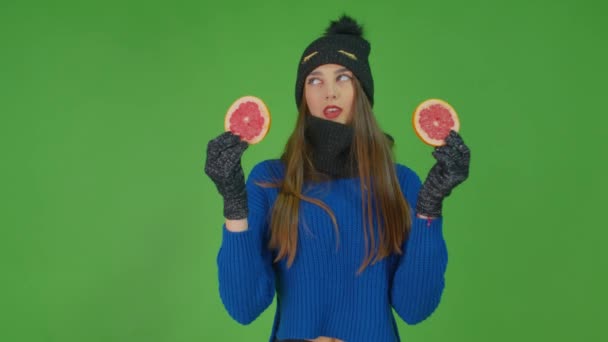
217, 159, 448, 342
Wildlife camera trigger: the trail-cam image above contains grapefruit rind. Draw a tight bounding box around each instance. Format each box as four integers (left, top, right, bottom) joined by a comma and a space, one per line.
224, 95, 271, 145
412, 98, 460, 147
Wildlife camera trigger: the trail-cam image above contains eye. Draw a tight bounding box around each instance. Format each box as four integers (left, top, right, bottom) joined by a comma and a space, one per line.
307, 77, 321, 85
337, 74, 352, 82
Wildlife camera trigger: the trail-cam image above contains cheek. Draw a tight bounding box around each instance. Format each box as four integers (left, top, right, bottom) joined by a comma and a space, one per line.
345, 84, 355, 99
305, 89, 322, 109
343, 87, 355, 107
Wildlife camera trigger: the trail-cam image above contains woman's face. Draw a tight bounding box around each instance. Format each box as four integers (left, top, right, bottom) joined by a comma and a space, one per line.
304, 64, 355, 124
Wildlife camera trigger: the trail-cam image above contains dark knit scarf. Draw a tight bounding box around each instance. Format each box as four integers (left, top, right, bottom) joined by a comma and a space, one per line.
304, 115, 357, 178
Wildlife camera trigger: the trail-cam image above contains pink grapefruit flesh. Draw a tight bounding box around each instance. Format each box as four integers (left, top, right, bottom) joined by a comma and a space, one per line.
412, 98, 460, 146
224, 96, 271, 144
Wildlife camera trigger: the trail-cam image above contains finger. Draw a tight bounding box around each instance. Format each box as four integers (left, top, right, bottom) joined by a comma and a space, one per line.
432, 146, 449, 158
214, 140, 249, 168
444, 143, 462, 160
208, 132, 236, 151
435, 145, 466, 173
442, 149, 470, 178
458, 142, 471, 155
207, 132, 242, 158
432, 146, 452, 165
206, 140, 221, 161
459, 148, 471, 169
445, 130, 464, 147
444, 131, 470, 157
448, 140, 470, 164
218, 131, 243, 147
428, 160, 447, 177
232, 140, 250, 158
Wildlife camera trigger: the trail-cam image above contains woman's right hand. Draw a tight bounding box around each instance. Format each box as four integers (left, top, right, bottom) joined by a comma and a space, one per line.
204, 132, 249, 220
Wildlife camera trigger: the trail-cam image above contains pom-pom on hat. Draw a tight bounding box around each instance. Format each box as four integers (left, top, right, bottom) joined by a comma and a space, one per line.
295, 15, 374, 109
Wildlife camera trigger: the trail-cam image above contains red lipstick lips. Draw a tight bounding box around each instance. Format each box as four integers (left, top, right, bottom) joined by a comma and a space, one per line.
323, 105, 342, 119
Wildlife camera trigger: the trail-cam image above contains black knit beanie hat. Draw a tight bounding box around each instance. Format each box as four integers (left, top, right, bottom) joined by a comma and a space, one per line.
295, 15, 374, 109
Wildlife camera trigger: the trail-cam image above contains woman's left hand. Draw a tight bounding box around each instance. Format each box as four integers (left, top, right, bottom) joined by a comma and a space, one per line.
416, 130, 471, 218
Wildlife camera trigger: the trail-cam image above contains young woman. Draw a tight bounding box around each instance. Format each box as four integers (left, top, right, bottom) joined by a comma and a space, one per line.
205, 15, 470, 342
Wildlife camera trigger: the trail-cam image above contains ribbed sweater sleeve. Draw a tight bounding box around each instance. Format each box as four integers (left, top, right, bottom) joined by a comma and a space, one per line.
390, 166, 448, 325
216, 162, 276, 325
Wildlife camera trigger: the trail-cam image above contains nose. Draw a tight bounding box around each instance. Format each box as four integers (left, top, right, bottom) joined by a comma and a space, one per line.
325, 84, 338, 100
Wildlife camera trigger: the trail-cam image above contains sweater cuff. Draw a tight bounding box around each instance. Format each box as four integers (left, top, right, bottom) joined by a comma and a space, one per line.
413, 214, 443, 229
220, 224, 261, 263
410, 215, 444, 242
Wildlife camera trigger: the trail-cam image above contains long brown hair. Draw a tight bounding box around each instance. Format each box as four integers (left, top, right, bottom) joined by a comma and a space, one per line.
264, 78, 411, 274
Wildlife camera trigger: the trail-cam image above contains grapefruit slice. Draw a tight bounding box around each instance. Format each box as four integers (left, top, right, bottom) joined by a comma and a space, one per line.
412, 98, 460, 146
224, 96, 271, 144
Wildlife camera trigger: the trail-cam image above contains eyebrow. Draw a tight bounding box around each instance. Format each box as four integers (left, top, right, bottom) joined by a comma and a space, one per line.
308, 67, 351, 76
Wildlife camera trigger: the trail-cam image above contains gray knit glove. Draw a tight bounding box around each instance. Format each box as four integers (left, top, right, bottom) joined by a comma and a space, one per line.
416, 130, 471, 218
204, 132, 249, 220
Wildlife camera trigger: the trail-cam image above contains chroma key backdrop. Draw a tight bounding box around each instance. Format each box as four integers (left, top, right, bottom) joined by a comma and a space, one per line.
1, 0, 606, 341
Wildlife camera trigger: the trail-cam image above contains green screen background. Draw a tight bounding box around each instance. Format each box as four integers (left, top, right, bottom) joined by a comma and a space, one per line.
2, 0, 606, 341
